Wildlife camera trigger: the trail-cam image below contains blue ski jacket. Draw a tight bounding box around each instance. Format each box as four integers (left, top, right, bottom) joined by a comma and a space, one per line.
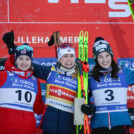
88, 67, 134, 129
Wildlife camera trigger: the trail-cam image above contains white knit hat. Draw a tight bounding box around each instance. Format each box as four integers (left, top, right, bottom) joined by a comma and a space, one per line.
57, 43, 75, 61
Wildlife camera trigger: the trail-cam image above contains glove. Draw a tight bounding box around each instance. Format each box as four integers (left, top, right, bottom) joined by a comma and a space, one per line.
81, 104, 95, 115
48, 34, 54, 46
2, 30, 17, 55
2, 30, 15, 49
48, 31, 60, 46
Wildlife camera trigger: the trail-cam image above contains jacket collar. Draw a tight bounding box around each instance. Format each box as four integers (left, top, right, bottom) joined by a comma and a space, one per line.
9, 66, 33, 79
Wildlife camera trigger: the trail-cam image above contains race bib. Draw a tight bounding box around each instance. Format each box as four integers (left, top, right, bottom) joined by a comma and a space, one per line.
92, 87, 128, 113
0, 88, 36, 112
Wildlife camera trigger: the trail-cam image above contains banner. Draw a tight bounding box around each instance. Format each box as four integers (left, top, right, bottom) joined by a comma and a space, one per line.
0, 0, 134, 59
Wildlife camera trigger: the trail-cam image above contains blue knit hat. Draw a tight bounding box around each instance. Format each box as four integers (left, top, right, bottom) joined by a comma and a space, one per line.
15, 43, 33, 61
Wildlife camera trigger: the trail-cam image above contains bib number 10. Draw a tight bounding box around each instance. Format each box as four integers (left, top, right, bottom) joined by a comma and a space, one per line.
15, 90, 32, 103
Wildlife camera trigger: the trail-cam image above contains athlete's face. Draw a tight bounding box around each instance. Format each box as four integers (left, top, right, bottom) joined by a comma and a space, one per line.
59, 54, 75, 68
15, 55, 32, 71
97, 52, 112, 69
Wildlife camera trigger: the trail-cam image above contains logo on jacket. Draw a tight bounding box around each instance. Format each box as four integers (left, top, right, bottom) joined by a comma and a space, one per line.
55, 73, 62, 80
11, 78, 19, 83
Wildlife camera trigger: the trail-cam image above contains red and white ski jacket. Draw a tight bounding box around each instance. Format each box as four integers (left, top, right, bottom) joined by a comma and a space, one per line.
0, 55, 44, 134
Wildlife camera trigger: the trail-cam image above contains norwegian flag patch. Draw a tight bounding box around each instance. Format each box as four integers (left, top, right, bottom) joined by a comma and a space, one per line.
67, 49, 71, 52
21, 49, 27, 54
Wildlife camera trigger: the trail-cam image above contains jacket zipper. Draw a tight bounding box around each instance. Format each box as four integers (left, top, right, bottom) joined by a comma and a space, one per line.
108, 112, 111, 130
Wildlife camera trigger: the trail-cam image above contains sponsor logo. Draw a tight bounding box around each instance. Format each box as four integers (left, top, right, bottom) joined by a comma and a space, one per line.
33, 60, 56, 67
49, 86, 76, 101
98, 77, 120, 83
55, 73, 77, 85
11, 78, 34, 87
104, 77, 120, 83
95, 44, 107, 51
63, 77, 77, 85
20, 80, 34, 86
47, 0, 131, 18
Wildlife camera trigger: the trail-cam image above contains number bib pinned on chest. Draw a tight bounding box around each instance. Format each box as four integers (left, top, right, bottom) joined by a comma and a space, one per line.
45, 70, 77, 113
92, 87, 128, 113
89, 71, 128, 113
0, 71, 38, 112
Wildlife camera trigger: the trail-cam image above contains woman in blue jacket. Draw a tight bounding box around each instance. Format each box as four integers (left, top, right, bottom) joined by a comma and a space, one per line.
33, 42, 78, 134
88, 37, 134, 134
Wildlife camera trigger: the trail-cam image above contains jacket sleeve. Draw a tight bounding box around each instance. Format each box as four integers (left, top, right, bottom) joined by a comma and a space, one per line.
123, 68, 134, 85
0, 71, 8, 87
33, 79, 45, 115
32, 63, 51, 81
4, 55, 15, 71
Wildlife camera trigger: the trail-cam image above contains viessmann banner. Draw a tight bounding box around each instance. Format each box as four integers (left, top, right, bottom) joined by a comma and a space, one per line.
0, 0, 134, 59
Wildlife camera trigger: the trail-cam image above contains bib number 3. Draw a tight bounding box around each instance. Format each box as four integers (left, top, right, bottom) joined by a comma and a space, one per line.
105, 89, 114, 101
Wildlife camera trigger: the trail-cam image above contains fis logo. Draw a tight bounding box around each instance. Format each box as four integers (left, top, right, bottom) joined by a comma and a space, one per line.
55, 73, 62, 80
11, 78, 19, 83
119, 59, 134, 70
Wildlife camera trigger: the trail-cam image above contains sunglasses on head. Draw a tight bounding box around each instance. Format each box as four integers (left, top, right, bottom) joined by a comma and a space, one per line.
59, 43, 75, 49
16, 45, 33, 52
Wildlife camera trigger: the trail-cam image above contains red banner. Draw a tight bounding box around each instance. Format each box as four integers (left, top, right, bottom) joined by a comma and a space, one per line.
0, 0, 134, 60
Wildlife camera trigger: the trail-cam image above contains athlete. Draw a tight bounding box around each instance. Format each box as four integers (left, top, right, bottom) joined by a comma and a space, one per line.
0, 43, 44, 134
88, 37, 134, 134
33, 42, 78, 134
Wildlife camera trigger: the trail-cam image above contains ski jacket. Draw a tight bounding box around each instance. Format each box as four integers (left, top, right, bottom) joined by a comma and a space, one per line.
33, 63, 77, 134
0, 55, 44, 134
88, 67, 134, 129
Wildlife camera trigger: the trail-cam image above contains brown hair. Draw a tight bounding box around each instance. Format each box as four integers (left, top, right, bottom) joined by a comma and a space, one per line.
92, 59, 119, 82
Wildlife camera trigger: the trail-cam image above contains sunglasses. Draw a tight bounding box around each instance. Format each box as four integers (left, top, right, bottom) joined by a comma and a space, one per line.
16, 45, 33, 52
59, 43, 75, 49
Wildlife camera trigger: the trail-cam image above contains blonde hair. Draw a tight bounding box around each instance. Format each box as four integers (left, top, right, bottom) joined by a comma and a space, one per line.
71, 63, 78, 79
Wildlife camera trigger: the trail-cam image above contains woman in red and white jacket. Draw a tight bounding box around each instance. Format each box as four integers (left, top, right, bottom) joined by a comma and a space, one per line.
0, 43, 44, 134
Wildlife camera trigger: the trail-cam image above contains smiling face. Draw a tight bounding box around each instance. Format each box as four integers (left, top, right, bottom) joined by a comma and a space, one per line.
59, 54, 75, 68
97, 52, 112, 69
15, 55, 32, 71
